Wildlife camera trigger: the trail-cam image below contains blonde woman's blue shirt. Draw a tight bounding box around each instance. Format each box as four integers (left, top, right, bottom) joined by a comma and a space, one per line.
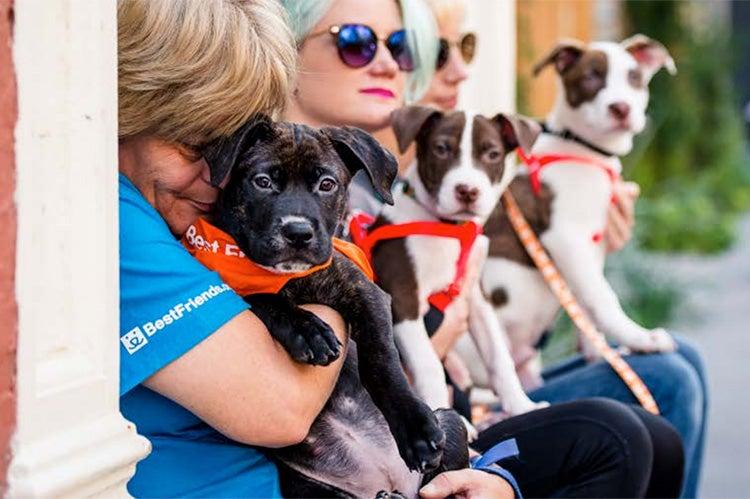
118, 173, 281, 498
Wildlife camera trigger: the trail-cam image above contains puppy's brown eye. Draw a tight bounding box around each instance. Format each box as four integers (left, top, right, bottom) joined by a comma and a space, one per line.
253, 175, 272, 189
318, 178, 337, 192
484, 149, 502, 162
434, 142, 451, 158
628, 68, 644, 89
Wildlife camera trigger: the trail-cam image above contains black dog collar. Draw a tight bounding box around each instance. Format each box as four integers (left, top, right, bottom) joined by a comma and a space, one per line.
540, 122, 618, 158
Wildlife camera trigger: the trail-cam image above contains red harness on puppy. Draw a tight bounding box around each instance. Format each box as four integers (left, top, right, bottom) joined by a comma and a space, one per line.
349, 212, 482, 312
517, 148, 621, 244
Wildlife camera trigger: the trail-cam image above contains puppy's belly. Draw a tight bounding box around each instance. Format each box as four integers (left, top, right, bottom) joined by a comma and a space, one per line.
289, 411, 421, 498
482, 257, 559, 346
281, 352, 421, 498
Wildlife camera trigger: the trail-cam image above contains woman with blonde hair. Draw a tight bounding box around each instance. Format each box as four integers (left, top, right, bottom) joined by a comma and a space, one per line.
118, 1, 349, 496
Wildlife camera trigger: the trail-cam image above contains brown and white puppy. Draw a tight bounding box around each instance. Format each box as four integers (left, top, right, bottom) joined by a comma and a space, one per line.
370, 107, 547, 418
460, 35, 677, 390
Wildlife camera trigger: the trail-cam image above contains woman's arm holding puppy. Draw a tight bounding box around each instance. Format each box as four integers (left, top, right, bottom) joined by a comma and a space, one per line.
143, 304, 346, 448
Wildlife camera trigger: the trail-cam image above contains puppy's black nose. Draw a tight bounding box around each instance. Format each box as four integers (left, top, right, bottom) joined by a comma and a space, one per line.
455, 184, 479, 204
609, 102, 631, 121
281, 221, 314, 248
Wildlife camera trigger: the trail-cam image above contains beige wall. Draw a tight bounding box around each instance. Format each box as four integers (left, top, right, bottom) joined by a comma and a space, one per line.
517, 0, 595, 118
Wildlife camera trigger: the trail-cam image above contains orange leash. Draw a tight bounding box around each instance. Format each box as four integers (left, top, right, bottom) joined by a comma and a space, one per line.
502, 191, 660, 415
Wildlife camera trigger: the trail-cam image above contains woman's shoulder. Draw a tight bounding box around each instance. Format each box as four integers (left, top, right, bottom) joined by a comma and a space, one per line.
118, 173, 188, 258
119, 173, 160, 224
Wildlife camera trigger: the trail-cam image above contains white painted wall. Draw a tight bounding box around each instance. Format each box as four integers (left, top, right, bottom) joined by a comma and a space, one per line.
459, 0, 517, 114
8, 0, 150, 496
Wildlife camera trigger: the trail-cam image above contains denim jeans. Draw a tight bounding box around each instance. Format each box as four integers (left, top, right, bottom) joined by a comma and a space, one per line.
528, 335, 708, 498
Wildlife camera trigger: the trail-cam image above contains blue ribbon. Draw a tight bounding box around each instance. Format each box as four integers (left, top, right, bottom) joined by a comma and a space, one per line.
472, 438, 520, 468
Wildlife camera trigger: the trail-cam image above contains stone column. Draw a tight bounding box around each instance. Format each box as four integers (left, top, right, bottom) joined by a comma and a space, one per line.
7, 1, 150, 496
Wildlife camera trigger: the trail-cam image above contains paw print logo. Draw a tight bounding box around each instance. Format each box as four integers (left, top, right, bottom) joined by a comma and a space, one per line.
121, 327, 148, 354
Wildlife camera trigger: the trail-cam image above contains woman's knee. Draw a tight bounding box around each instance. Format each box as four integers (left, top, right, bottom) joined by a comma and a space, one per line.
630, 406, 686, 497
640, 352, 703, 443
673, 334, 708, 388
578, 398, 653, 449
573, 398, 654, 496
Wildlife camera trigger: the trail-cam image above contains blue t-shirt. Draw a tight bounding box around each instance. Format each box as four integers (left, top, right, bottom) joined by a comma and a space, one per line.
119, 174, 282, 498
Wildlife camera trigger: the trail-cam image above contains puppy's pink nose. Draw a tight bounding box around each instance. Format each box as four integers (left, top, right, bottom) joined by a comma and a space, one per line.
455, 184, 479, 204
609, 102, 631, 121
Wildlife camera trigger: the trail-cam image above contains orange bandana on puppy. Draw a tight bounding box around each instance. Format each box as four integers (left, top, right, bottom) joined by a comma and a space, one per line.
183, 218, 374, 296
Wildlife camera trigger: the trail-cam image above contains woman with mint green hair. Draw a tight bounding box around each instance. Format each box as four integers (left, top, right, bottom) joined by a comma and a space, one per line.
283, 0, 439, 129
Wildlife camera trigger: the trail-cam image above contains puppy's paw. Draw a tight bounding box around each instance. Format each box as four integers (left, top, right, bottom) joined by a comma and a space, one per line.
626, 327, 676, 353
388, 399, 446, 473
283, 309, 342, 365
461, 416, 479, 443
647, 328, 677, 352
504, 397, 549, 417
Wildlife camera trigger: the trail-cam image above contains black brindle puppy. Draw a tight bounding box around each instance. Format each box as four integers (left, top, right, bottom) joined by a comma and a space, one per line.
202, 117, 469, 498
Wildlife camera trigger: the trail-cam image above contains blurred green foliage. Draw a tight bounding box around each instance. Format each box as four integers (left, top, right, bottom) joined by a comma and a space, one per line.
623, 0, 750, 253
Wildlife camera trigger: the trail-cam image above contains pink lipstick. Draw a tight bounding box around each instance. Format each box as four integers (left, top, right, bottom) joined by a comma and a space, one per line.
359, 88, 396, 99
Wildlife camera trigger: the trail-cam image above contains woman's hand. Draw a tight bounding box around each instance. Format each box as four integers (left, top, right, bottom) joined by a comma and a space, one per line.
431, 296, 470, 358
605, 180, 640, 253
430, 241, 485, 358
420, 469, 515, 499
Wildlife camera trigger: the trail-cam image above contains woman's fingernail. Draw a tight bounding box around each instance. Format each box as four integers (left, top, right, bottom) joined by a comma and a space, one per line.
420, 484, 436, 495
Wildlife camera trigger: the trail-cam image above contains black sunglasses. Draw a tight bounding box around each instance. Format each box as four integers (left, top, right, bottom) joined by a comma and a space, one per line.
437, 32, 477, 70
308, 24, 415, 72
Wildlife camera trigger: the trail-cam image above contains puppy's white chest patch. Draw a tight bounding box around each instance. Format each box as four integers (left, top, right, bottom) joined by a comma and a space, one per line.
406, 235, 460, 307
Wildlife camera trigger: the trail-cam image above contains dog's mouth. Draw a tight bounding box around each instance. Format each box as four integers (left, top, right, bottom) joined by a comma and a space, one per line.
607, 120, 634, 133
442, 208, 481, 222
243, 233, 331, 274
260, 259, 316, 274
260, 239, 332, 274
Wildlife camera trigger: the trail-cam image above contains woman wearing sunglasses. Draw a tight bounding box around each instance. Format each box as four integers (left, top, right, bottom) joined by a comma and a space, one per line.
420, 1, 475, 110
282, 1, 684, 498
371, 0, 475, 173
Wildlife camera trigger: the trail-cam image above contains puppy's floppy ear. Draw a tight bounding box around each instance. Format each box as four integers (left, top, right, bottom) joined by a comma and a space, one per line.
322, 126, 399, 205
201, 114, 273, 187
391, 105, 443, 153
622, 34, 676, 82
532, 39, 586, 77
492, 113, 542, 153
